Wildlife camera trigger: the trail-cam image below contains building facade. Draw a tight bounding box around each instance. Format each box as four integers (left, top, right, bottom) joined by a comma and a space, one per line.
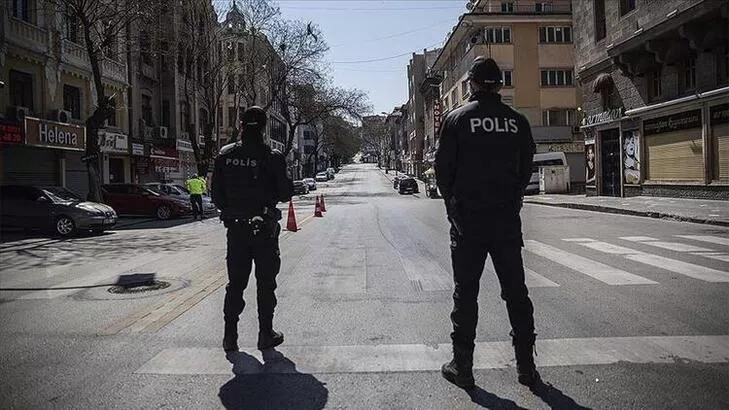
432, 0, 585, 188
1, 1, 130, 197
574, 0, 728, 199
405, 49, 441, 178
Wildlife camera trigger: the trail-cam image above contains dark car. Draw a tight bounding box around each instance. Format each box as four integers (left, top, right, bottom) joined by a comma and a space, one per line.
101, 184, 192, 220
0, 185, 117, 237
393, 175, 405, 189
303, 178, 317, 191
144, 182, 218, 215
293, 180, 309, 195
398, 178, 419, 195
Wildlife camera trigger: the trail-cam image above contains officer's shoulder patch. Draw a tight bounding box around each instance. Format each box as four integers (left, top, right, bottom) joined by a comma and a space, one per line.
219, 141, 242, 155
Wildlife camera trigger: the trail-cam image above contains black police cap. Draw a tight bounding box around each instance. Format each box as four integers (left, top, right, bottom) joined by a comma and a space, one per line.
242, 106, 267, 127
468, 56, 503, 85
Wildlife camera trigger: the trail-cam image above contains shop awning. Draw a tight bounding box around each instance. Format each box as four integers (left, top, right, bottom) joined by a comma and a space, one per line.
592, 73, 613, 93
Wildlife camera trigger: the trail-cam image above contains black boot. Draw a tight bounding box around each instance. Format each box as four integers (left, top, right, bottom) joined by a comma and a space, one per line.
512, 332, 540, 387
257, 329, 284, 350
222, 322, 239, 352
441, 346, 475, 389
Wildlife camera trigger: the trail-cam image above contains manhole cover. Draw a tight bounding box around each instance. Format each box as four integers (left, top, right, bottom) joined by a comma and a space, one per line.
108, 280, 171, 294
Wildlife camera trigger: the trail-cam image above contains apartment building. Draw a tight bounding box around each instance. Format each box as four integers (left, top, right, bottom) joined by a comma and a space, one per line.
405, 49, 441, 178
432, 0, 585, 187
574, 0, 728, 199
1, 1, 133, 196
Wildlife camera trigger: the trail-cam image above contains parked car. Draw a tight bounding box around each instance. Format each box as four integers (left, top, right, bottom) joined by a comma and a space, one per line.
101, 184, 192, 220
303, 178, 317, 191
326, 167, 336, 180
143, 182, 218, 215
315, 172, 329, 182
0, 185, 117, 237
293, 180, 309, 195
398, 177, 419, 195
393, 175, 406, 189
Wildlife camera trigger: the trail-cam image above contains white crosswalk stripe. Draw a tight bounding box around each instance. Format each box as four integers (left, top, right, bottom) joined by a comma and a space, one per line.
524, 240, 657, 285
485, 259, 559, 288
619, 237, 715, 252
675, 235, 729, 247
568, 238, 729, 283
690, 252, 729, 263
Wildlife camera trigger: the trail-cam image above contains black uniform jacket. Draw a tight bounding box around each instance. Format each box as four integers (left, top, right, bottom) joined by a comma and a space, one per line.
211, 141, 293, 220
435, 91, 535, 239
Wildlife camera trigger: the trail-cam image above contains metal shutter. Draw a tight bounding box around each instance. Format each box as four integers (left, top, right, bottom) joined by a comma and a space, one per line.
1, 145, 58, 186
646, 129, 704, 181
713, 123, 729, 181
64, 152, 89, 199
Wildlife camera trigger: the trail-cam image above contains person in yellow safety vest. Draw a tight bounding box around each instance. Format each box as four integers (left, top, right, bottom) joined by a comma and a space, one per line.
186, 173, 206, 220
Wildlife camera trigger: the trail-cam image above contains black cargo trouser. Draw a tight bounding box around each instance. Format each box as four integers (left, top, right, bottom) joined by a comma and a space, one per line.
190, 194, 203, 218
449, 216, 535, 351
223, 219, 282, 332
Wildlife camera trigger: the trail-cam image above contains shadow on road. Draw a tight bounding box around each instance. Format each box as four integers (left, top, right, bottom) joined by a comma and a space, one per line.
467, 386, 527, 409
530, 379, 592, 410
219, 349, 328, 410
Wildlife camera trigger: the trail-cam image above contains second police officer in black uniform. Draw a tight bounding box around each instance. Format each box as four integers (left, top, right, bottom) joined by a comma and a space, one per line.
211, 106, 293, 353
436, 57, 539, 389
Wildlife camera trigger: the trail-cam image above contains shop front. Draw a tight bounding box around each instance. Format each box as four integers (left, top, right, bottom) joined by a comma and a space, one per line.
99, 130, 130, 184
581, 107, 624, 197
1, 117, 87, 196
176, 138, 197, 184
150, 146, 180, 184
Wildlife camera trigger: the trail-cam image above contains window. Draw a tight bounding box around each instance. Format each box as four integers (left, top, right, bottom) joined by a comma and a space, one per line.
227, 42, 234, 62
63, 85, 81, 119
141, 94, 152, 125
444, 95, 450, 110
228, 107, 237, 128
594, 0, 606, 41
647, 68, 662, 100
539, 26, 572, 43
12, 0, 30, 22
502, 70, 513, 86
237, 43, 245, 61
451, 89, 458, 107
485, 27, 511, 44
9, 70, 34, 110
461, 80, 469, 99
620, 0, 636, 15
227, 76, 235, 94
238, 74, 245, 92
140, 32, 151, 65
181, 102, 189, 129
65, 14, 80, 43
540, 70, 573, 86
107, 108, 117, 127
718, 47, 729, 85
535, 2, 552, 12
161, 100, 170, 127
542, 109, 576, 126
501, 2, 514, 12
680, 57, 697, 92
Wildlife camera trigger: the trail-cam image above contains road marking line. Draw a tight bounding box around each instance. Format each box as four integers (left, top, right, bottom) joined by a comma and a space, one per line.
525, 240, 656, 285
620, 237, 714, 253
486, 259, 559, 288
561, 238, 597, 243
619, 236, 657, 242
135, 335, 729, 375
571, 239, 729, 282
675, 235, 729, 247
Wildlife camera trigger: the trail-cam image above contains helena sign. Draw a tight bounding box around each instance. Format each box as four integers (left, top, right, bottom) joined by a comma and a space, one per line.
582, 107, 623, 126
25, 117, 85, 151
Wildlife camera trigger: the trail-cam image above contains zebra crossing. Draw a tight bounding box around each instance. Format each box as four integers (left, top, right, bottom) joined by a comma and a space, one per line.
516, 234, 729, 288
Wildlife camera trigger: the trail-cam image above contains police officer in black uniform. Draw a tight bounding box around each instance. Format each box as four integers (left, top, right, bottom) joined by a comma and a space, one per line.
211, 106, 293, 353
436, 57, 539, 389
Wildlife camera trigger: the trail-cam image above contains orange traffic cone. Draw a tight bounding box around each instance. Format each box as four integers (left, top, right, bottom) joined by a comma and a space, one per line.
314, 196, 323, 217
320, 194, 327, 212
286, 200, 298, 231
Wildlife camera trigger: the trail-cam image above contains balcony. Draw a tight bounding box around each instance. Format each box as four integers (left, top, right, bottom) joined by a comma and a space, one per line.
473, 0, 572, 14
8, 18, 48, 54
141, 63, 158, 81
63, 40, 90, 70
531, 126, 575, 143
102, 59, 127, 84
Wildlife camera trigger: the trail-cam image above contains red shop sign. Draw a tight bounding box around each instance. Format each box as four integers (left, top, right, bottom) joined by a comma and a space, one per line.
150, 146, 179, 158
0, 120, 25, 144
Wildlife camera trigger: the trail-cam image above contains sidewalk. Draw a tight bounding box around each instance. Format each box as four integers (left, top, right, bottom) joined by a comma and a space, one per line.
524, 194, 729, 227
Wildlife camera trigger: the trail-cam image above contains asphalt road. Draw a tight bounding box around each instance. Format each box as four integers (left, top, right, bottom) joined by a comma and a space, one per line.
1, 164, 728, 409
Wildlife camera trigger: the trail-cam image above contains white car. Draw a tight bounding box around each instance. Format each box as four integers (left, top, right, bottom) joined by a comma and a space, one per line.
315, 172, 329, 182
303, 178, 317, 190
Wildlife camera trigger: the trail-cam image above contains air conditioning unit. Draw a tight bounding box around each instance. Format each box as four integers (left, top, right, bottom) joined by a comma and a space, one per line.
198, 135, 205, 146
572, 126, 581, 134
155, 126, 169, 139
55, 109, 72, 123
8, 106, 29, 121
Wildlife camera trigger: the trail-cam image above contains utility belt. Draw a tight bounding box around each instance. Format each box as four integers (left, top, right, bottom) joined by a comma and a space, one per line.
222, 206, 282, 236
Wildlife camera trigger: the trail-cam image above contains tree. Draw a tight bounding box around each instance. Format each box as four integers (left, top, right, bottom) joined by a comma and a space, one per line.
360, 116, 390, 168
305, 114, 360, 174
48, 0, 158, 201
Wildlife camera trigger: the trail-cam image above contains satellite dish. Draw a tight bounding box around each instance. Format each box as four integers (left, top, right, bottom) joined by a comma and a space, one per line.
466, 1, 474, 11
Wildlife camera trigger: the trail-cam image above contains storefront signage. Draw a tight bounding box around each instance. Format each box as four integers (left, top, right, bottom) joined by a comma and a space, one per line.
622, 130, 640, 185
150, 146, 178, 159
176, 139, 193, 152
585, 141, 596, 186
710, 104, 729, 126
152, 157, 180, 174
98, 131, 129, 153
433, 99, 443, 136
0, 119, 24, 144
25, 117, 85, 151
132, 143, 145, 156
643, 109, 702, 136
583, 107, 623, 126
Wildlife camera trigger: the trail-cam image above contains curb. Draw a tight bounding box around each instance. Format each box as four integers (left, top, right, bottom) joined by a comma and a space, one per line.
524, 200, 729, 227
